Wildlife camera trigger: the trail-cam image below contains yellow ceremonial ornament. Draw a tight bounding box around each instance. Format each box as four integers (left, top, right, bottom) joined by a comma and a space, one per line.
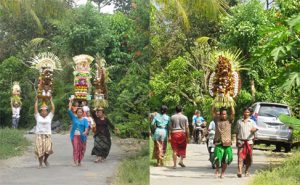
207, 51, 242, 108
28, 52, 61, 107
92, 55, 108, 109
11, 81, 22, 107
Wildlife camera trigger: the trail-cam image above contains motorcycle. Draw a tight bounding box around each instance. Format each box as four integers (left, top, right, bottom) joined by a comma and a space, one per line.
207, 129, 215, 169
194, 122, 207, 144
194, 126, 203, 144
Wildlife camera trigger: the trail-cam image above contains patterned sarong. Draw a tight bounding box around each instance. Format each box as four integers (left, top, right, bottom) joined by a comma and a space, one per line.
170, 132, 187, 158
72, 135, 86, 162
35, 134, 53, 158
153, 140, 167, 160
214, 144, 233, 166
91, 134, 111, 159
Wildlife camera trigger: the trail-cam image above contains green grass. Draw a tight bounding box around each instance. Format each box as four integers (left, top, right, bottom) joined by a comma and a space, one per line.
114, 142, 149, 185
149, 139, 172, 166
0, 128, 31, 159
249, 150, 300, 185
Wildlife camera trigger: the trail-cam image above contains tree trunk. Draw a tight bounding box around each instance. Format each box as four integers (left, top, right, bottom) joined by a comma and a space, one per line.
250, 80, 256, 101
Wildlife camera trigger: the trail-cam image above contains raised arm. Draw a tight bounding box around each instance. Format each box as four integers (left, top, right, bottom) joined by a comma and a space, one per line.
34, 97, 38, 114
50, 96, 55, 114
68, 98, 73, 110
230, 105, 235, 123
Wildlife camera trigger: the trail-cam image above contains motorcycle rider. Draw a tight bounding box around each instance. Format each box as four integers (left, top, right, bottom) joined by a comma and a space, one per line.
192, 110, 206, 144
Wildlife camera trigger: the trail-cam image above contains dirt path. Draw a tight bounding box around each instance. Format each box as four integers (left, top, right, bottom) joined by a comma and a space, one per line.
0, 134, 124, 185
150, 143, 273, 185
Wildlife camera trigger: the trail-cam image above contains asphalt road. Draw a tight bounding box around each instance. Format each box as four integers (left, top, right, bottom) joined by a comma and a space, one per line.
150, 143, 271, 185
0, 134, 124, 185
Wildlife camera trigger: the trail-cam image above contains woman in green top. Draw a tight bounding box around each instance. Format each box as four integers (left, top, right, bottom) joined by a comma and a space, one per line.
151, 105, 170, 166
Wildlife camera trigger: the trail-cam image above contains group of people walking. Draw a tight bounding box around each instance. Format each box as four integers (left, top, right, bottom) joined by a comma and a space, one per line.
151, 105, 189, 168
151, 105, 258, 179
33, 96, 116, 168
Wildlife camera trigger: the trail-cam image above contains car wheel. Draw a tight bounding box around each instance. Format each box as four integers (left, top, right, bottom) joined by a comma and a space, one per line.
284, 144, 292, 153
274, 144, 282, 152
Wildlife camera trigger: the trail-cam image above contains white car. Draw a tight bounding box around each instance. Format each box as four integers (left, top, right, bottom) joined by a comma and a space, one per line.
251, 102, 293, 152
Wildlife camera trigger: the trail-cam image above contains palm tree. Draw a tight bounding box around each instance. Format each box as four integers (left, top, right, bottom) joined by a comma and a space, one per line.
0, 0, 69, 34
153, 0, 228, 30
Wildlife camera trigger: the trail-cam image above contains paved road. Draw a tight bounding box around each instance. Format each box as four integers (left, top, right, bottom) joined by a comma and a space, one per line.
150, 143, 270, 185
0, 134, 124, 185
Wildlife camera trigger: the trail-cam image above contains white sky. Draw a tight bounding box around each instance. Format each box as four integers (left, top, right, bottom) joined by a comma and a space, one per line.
74, 0, 115, 14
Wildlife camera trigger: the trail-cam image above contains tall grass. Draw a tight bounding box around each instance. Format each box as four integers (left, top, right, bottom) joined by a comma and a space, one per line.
0, 128, 31, 159
114, 142, 149, 185
250, 150, 300, 185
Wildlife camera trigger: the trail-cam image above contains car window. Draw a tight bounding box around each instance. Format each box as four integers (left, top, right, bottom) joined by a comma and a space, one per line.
258, 105, 290, 117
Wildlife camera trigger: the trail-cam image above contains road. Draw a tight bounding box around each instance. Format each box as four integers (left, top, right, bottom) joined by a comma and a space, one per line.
0, 134, 124, 185
150, 143, 271, 185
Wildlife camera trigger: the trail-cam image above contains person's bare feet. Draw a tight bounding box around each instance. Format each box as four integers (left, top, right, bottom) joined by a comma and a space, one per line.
38, 164, 43, 169
94, 156, 103, 163
44, 160, 49, 167
73, 161, 78, 167
215, 170, 219, 178
220, 173, 225, 179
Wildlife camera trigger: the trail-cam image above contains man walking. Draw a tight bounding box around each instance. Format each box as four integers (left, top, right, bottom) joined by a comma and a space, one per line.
236, 107, 258, 177
169, 105, 189, 169
214, 107, 234, 178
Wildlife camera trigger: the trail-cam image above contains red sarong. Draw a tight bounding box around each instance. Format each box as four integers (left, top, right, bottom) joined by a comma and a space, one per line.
72, 135, 86, 162
171, 132, 187, 157
239, 140, 252, 160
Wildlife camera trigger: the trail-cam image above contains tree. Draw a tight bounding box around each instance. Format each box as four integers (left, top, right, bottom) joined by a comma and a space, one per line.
91, 0, 111, 12
154, 0, 229, 30
0, 0, 69, 60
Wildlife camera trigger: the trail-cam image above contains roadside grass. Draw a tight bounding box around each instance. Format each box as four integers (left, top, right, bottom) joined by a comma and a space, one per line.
114, 141, 149, 185
249, 150, 300, 185
149, 138, 172, 166
0, 128, 31, 159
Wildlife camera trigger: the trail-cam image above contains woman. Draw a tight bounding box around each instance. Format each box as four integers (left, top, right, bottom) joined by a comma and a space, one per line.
91, 108, 115, 163
151, 105, 170, 166
34, 96, 55, 168
68, 98, 89, 166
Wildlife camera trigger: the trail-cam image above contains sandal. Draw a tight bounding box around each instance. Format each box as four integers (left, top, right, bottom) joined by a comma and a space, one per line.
237, 173, 242, 178
178, 162, 186, 167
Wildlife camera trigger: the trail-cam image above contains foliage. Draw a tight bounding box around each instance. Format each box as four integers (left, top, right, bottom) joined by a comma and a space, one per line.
154, 0, 229, 30
0, 57, 37, 128
0, 128, 31, 159
220, 0, 271, 58
0, 0, 69, 60
250, 149, 300, 185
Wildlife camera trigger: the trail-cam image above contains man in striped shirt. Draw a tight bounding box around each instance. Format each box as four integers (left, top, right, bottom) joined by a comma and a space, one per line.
236, 107, 258, 178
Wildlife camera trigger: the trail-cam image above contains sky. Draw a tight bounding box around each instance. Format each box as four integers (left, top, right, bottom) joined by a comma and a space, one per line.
74, 0, 115, 14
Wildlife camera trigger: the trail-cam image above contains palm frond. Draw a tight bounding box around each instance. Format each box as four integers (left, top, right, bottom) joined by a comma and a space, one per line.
29, 38, 46, 47
280, 72, 300, 92
196, 36, 210, 44
208, 50, 244, 71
